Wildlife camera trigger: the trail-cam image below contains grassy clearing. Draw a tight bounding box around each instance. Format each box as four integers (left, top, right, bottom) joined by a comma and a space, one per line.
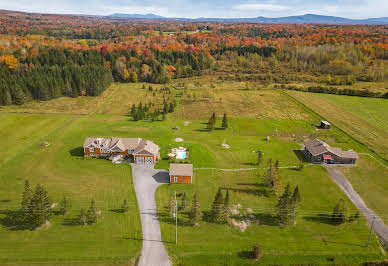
0, 113, 143, 263
175, 90, 312, 120
155, 117, 385, 265
285, 90, 388, 161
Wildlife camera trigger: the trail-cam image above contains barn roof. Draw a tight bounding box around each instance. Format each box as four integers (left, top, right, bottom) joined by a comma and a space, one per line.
170, 164, 193, 176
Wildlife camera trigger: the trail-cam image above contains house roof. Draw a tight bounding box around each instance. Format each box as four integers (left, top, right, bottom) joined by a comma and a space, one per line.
170, 164, 193, 176
83, 137, 158, 155
134, 140, 159, 155
304, 139, 358, 159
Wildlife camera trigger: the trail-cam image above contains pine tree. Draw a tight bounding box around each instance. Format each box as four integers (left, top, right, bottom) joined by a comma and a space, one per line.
276, 183, 292, 226
222, 113, 228, 129
59, 195, 71, 215
257, 151, 263, 166
208, 112, 216, 131
332, 198, 348, 224
274, 160, 279, 169
262, 159, 274, 188
290, 185, 301, 225
27, 184, 53, 229
130, 104, 136, 116
169, 193, 175, 218
189, 192, 202, 225
210, 188, 225, 223
86, 199, 97, 224
180, 192, 187, 210
21, 180, 32, 213
79, 208, 87, 225
252, 244, 263, 261
168, 103, 174, 113
223, 190, 231, 224
273, 166, 282, 198
122, 199, 129, 213
162, 112, 166, 121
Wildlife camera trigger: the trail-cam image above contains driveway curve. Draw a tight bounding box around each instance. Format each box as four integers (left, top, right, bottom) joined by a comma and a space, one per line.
325, 165, 388, 248
131, 164, 171, 266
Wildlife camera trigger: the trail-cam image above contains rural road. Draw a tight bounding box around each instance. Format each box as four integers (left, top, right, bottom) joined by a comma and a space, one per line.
131, 164, 171, 266
325, 165, 388, 248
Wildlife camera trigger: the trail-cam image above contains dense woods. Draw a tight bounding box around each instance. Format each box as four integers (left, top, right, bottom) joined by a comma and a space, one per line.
0, 10, 386, 105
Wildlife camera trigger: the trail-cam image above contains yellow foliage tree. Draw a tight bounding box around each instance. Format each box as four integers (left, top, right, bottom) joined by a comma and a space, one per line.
122, 68, 130, 81
130, 72, 138, 83
4, 55, 19, 70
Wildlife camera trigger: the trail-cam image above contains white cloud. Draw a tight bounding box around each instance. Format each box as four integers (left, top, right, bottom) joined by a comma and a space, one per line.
234, 3, 289, 11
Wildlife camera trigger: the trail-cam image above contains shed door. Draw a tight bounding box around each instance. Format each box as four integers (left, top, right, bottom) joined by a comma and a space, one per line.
136, 156, 144, 163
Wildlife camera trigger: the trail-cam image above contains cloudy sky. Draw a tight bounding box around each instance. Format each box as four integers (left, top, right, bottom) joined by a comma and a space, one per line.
0, 0, 387, 19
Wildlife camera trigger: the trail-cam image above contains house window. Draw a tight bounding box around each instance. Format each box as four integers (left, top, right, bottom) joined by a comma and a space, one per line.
174, 177, 178, 182
89, 147, 94, 152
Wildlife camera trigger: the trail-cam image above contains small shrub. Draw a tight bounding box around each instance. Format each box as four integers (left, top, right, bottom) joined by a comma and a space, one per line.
252, 244, 263, 261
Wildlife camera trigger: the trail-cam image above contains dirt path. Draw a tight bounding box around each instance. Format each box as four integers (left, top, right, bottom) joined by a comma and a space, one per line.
131, 164, 171, 266
324, 165, 388, 248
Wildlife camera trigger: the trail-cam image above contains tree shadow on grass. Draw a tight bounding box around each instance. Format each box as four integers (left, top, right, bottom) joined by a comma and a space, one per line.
62, 217, 81, 226
158, 210, 193, 227
221, 186, 270, 197
241, 162, 260, 166
303, 214, 336, 225
236, 183, 266, 188
293, 149, 309, 163
69, 147, 84, 157
0, 210, 29, 231
109, 208, 125, 214
194, 128, 210, 132
0, 200, 11, 203
237, 250, 254, 260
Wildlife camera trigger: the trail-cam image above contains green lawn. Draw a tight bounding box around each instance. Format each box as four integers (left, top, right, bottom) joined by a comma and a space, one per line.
155, 117, 386, 265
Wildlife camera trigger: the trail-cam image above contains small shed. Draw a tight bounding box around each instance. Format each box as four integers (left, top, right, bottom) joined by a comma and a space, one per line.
320, 121, 331, 129
169, 164, 193, 184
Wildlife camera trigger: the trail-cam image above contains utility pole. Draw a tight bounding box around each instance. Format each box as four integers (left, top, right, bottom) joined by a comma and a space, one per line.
366, 216, 375, 247
174, 190, 177, 245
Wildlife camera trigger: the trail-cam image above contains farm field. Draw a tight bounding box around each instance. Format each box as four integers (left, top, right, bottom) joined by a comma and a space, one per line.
0, 82, 387, 265
285, 90, 388, 161
155, 117, 385, 265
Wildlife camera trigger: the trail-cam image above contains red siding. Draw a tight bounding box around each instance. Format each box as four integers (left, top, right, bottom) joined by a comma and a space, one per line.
170, 175, 192, 184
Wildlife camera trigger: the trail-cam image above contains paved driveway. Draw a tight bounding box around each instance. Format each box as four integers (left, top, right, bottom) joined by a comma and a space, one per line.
131, 164, 171, 266
325, 165, 388, 248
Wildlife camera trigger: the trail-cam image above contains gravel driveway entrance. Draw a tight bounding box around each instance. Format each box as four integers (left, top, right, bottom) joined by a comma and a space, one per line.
131, 163, 171, 266
325, 165, 388, 248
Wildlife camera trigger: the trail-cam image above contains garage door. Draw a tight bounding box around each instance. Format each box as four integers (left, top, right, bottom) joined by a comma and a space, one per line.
145, 157, 154, 164
136, 156, 144, 163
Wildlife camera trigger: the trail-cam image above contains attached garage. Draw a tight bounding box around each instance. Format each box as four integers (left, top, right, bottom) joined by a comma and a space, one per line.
169, 164, 193, 184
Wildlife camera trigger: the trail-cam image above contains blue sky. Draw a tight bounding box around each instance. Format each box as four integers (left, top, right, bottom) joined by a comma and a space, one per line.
0, 0, 387, 19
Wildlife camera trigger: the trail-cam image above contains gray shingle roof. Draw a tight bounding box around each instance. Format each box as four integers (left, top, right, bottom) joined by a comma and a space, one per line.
304, 139, 358, 159
83, 137, 158, 155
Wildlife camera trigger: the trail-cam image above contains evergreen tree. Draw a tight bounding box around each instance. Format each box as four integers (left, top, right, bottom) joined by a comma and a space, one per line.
252, 244, 263, 261
162, 112, 166, 121
222, 113, 228, 129
257, 151, 263, 166
274, 160, 279, 169
59, 195, 71, 215
210, 188, 225, 223
189, 192, 202, 225
27, 184, 53, 229
130, 104, 136, 116
262, 159, 274, 188
180, 192, 187, 210
122, 199, 129, 213
169, 193, 175, 218
223, 190, 231, 224
273, 165, 282, 198
86, 199, 97, 224
276, 183, 292, 226
21, 180, 32, 213
168, 103, 174, 113
290, 185, 301, 225
79, 208, 87, 225
332, 198, 348, 224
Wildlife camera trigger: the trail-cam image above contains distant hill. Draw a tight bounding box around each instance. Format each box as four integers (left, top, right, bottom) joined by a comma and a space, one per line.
109, 13, 166, 19
108, 13, 388, 24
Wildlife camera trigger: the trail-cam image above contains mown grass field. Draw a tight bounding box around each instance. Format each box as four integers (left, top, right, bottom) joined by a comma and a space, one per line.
0, 82, 387, 264
285, 90, 388, 161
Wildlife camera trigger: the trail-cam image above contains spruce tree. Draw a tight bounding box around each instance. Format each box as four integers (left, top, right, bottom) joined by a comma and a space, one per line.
79, 208, 87, 225
222, 113, 228, 129
257, 151, 263, 166
273, 166, 282, 198
169, 193, 175, 218
332, 198, 348, 224
189, 192, 202, 225
223, 190, 231, 224
122, 199, 129, 213
86, 199, 97, 224
210, 188, 225, 223
27, 184, 53, 229
252, 244, 263, 261
21, 180, 32, 213
276, 183, 292, 226
130, 104, 136, 116
168, 103, 174, 113
291, 185, 301, 225
59, 195, 71, 215
262, 159, 274, 188
274, 160, 279, 169
180, 192, 187, 210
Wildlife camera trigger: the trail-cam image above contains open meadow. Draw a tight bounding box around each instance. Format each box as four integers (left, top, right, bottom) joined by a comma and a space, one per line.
0, 82, 387, 265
